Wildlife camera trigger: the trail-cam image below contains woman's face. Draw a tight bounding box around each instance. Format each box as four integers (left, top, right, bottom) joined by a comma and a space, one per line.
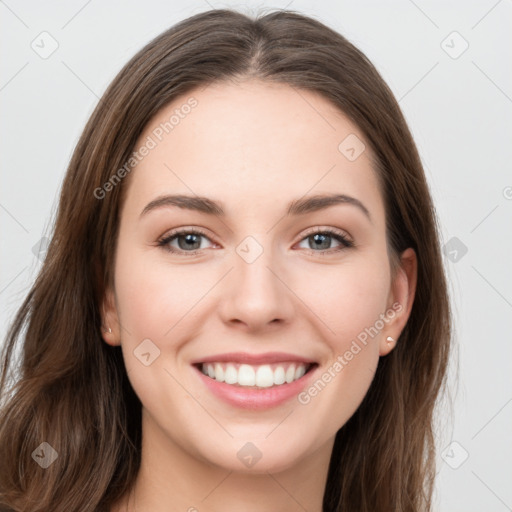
102, 79, 416, 474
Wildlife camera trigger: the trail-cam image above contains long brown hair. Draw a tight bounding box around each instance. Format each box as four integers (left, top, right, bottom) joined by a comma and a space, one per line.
0, 8, 452, 511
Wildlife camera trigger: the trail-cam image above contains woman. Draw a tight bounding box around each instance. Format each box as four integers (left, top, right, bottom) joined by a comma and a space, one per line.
0, 8, 452, 512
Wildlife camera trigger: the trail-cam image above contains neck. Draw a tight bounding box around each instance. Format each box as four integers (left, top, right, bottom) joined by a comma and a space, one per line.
112, 408, 334, 512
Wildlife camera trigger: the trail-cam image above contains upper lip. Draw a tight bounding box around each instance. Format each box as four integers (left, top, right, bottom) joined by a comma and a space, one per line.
191, 352, 317, 365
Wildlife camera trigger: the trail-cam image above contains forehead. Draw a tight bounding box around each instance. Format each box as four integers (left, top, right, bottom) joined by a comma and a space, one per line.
123, 79, 384, 224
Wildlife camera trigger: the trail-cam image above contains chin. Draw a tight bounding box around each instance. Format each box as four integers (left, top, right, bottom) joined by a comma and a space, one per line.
195, 436, 312, 475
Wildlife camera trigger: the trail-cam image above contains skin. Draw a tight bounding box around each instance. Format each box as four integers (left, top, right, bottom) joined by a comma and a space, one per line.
102, 79, 417, 512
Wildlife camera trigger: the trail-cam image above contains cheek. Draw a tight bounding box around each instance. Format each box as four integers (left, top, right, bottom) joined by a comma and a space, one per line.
112, 248, 208, 407
112, 240, 390, 449
292, 261, 389, 430
114, 244, 209, 331
292, 256, 390, 345
115, 242, 390, 350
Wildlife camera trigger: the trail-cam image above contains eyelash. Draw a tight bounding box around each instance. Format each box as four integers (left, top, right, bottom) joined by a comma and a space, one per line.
156, 226, 354, 257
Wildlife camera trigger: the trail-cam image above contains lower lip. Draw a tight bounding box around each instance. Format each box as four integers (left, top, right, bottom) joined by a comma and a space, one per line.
193, 364, 319, 410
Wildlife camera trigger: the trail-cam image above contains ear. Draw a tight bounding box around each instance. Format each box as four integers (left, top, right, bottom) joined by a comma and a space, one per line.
379, 247, 417, 356
100, 286, 121, 347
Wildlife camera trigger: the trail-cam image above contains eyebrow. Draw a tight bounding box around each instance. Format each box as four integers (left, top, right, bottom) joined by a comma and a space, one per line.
140, 193, 372, 222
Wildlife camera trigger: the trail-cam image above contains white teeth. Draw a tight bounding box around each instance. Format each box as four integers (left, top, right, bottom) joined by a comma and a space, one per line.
273, 366, 286, 385
200, 362, 311, 388
214, 363, 224, 383
224, 364, 237, 384
238, 364, 255, 386
285, 365, 296, 383
255, 365, 274, 388
295, 365, 306, 380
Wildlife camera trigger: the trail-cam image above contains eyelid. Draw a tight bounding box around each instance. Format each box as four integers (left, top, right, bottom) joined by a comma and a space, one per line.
294, 226, 354, 255
156, 225, 354, 256
157, 226, 216, 253
298, 226, 353, 244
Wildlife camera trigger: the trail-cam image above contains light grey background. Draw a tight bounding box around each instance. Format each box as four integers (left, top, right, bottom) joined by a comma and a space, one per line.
1, 1, 511, 510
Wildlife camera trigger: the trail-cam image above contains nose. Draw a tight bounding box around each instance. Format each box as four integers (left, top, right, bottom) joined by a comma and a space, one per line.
218, 242, 295, 332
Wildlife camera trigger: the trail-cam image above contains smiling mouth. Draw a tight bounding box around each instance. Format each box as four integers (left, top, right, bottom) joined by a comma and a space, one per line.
193, 361, 318, 389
